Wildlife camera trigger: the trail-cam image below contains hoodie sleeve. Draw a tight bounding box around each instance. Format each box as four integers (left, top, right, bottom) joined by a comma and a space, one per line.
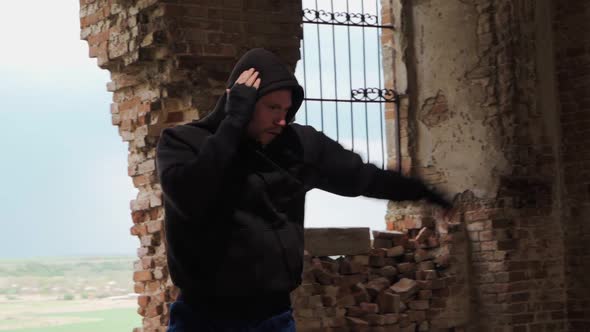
308, 127, 451, 208
155, 116, 246, 219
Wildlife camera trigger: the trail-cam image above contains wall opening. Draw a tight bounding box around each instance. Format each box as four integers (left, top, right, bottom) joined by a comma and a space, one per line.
296, 0, 397, 232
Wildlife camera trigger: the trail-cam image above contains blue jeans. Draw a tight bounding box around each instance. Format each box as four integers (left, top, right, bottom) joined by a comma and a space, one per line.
167, 300, 296, 332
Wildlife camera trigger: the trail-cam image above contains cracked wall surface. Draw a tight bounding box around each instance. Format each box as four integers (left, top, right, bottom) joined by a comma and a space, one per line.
385, 0, 578, 330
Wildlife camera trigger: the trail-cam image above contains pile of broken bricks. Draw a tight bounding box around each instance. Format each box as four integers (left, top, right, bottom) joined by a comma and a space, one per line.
292, 227, 453, 332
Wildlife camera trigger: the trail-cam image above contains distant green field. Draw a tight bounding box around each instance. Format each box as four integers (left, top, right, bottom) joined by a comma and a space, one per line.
0, 256, 136, 300
2, 308, 140, 332
0, 256, 141, 331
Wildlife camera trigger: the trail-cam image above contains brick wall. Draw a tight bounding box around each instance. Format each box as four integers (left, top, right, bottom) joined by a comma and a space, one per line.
80, 0, 302, 330
469, 1, 566, 330
553, 1, 590, 331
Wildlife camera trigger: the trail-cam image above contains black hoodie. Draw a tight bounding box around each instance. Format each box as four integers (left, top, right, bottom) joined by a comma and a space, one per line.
155, 48, 451, 320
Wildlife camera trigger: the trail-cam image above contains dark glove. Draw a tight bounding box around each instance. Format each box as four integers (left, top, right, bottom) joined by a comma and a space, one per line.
224, 83, 258, 126
423, 187, 453, 210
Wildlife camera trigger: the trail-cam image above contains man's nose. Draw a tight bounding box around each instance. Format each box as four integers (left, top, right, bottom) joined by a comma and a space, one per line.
275, 115, 287, 127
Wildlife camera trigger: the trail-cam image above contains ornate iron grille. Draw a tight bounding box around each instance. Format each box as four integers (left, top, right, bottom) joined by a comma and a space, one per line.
295, 0, 399, 170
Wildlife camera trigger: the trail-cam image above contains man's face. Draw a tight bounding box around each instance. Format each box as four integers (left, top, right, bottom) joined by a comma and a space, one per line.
247, 89, 292, 145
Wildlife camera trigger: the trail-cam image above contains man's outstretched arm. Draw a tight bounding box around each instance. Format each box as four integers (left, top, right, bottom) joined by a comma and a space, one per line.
309, 127, 452, 210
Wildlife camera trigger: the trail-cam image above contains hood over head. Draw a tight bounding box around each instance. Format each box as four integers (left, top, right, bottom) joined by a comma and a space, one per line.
189, 48, 304, 133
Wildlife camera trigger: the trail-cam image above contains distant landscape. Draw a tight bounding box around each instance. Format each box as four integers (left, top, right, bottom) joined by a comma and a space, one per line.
0, 256, 140, 331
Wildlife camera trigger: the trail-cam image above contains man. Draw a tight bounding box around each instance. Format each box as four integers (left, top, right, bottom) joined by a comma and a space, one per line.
156, 48, 452, 331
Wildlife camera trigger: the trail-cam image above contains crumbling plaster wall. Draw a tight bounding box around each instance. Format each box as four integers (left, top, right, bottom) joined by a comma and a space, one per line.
409, 1, 510, 198
387, 0, 568, 330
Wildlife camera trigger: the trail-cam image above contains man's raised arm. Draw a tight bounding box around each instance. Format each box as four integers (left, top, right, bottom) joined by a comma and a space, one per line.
156, 69, 261, 219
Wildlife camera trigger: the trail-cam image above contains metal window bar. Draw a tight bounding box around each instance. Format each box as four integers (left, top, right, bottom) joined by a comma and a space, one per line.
296, 0, 399, 170
330, 0, 339, 142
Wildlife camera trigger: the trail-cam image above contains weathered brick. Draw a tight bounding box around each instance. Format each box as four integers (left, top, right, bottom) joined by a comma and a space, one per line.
407, 309, 426, 322
360, 302, 379, 314
415, 227, 433, 243
346, 316, 369, 326
366, 278, 391, 300
134, 270, 153, 282
373, 237, 394, 249
408, 300, 429, 310
377, 292, 401, 314
397, 263, 416, 274
391, 278, 417, 294
138, 295, 150, 307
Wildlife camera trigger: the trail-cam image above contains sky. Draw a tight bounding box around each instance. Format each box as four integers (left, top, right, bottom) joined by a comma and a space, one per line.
0, 1, 388, 259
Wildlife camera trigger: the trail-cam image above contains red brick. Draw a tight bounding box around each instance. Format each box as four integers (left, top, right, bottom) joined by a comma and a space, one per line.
133, 174, 151, 187
134, 282, 145, 294
345, 316, 369, 326
134, 270, 153, 282
400, 216, 434, 230
87, 30, 110, 45
147, 220, 163, 234
365, 313, 386, 326
338, 257, 363, 275
148, 208, 161, 221
141, 256, 154, 269
360, 302, 379, 314
377, 292, 401, 314
497, 240, 518, 250
407, 309, 426, 322
166, 112, 184, 123
415, 227, 433, 243
479, 230, 494, 241
391, 278, 417, 294
366, 278, 391, 299
418, 290, 432, 300
481, 241, 497, 251
145, 303, 163, 318
131, 211, 146, 224
426, 236, 439, 248
386, 246, 405, 257
138, 295, 150, 307
88, 42, 107, 59
130, 224, 147, 236
146, 281, 160, 293
464, 210, 490, 222
409, 300, 429, 310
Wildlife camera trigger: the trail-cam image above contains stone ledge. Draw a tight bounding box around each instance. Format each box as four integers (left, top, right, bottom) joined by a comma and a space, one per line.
304, 227, 370, 257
